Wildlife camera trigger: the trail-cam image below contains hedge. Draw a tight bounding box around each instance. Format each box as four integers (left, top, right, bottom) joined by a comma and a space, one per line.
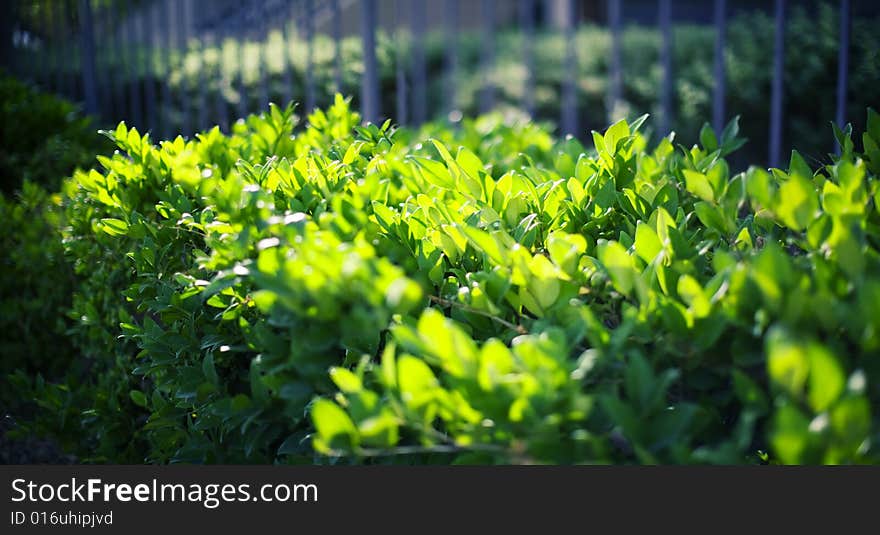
0, 75, 110, 379
5, 94, 879, 464
0, 73, 111, 194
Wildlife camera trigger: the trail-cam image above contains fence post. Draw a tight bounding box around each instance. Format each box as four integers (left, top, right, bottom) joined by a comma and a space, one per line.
305, 0, 315, 113
480, 0, 495, 114
411, 0, 427, 125
196, 10, 210, 131
519, 0, 536, 118
562, 0, 578, 135
658, 0, 673, 137
52, 2, 66, 98
142, 3, 157, 133
280, 1, 294, 108
257, 18, 270, 111
0, 1, 12, 75
214, 17, 230, 133
38, 3, 54, 93
395, 0, 408, 125
769, 0, 785, 168
78, 0, 98, 116
361, 0, 379, 124
64, 0, 77, 99
177, 0, 191, 134
125, 1, 142, 129
445, 0, 459, 119
607, 0, 622, 124
712, 0, 726, 135
835, 0, 851, 154
155, 2, 172, 135
333, 0, 342, 94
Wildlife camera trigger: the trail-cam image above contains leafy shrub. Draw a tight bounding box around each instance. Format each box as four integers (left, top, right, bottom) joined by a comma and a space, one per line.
0, 182, 75, 377
0, 73, 112, 379
7, 95, 880, 464
0, 73, 111, 193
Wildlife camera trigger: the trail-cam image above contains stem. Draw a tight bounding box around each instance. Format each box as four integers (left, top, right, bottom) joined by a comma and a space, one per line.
428, 295, 528, 335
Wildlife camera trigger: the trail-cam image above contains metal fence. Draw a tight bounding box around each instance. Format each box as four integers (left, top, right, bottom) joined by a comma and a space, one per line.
0, 0, 860, 167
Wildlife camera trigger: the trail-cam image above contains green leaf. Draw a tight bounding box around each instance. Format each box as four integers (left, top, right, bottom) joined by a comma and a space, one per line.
329, 367, 363, 394
129, 390, 148, 408
788, 150, 812, 182
693, 202, 729, 235
767, 328, 809, 400
770, 404, 812, 464
311, 399, 359, 453
455, 146, 484, 179
202, 354, 218, 386
633, 221, 662, 264
807, 345, 845, 413
597, 241, 636, 297
100, 218, 129, 236
682, 169, 715, 203
397, 356, 440, 411
776, 173, 819, 231
866, 108, 879, 144
699, 123, 718, 152
411, 156, 455, 189
603, 119, 631, 155
461, 225, 507, 266
677, 274, 711, 318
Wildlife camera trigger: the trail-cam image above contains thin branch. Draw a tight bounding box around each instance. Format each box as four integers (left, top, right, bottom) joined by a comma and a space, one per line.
428, 295, 528, 335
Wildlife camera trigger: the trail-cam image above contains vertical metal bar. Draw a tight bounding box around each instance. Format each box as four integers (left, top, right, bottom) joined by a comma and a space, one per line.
52, 1, 65, 96
197, 24, 209, 132
562, 0, 578, 135
659, 0, 673, 137
108, 0, 123, 123
215, 19, 230, 132
480, 0, 495, 113
164, 0, 178, 134
712, 0, 726, 135
395, 0, 408, 125
0, 0, 13, 75
236, 14, 247, 120
78, 0, 98, 116
607, 0, 622, 123
280, 0, 294, 106
176, 0, 190, 135
445, 0, 459, 118
361, 0, 379, 124
411, 0, 427, 125
257, 19, 269, 111
64, 0, 77, 99
158, 0, 172, 137
333, 0, 342, 94
142, 3, 157, 133
305, 0, 315, 113
94, 1, 112, 122
127, 2, 142, 130
519, 0, 535, 118
769, 0, 785, 168
214, 19, 232, 131
39, 1, 53, 92
835, 0, 851, 153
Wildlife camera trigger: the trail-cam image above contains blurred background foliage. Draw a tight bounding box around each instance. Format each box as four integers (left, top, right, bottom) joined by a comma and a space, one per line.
6, 3, 879, 168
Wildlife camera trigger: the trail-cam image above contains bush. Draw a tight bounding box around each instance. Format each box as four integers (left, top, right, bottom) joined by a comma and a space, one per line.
8, 94, 879, 464
0, 182, 75, 377
0, 73, 111, 193
0, 74, 111, 380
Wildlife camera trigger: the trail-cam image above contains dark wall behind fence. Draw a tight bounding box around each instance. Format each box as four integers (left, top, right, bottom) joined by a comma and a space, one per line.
3, 0, 877, 167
